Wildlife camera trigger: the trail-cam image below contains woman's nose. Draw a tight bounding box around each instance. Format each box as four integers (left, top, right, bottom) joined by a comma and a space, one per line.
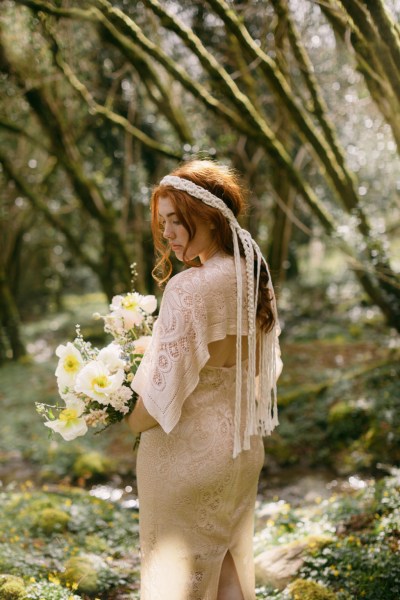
163, 224, 174, 239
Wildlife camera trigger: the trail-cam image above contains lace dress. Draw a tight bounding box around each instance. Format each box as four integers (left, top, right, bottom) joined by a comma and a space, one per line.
131, 253, 279, 599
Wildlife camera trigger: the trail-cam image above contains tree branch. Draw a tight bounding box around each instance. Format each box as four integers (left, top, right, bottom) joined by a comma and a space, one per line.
337, 0, 400, 102
362, 0, 400, 84
205, 0, 364, 213
0, 149, 98, 271
13, 0, 96, 21
51, 40, 183, 160
0, 117, 50, 152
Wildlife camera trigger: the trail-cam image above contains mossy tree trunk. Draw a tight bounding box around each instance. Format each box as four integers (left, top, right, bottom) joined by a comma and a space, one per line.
8, 0, 400, 329
0, 269, 26, 361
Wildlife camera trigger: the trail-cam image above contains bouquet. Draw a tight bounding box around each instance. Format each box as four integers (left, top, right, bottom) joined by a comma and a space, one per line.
37, 286, 157, 441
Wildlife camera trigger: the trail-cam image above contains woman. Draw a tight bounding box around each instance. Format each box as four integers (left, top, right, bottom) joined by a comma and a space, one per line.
127, 159, 281, 600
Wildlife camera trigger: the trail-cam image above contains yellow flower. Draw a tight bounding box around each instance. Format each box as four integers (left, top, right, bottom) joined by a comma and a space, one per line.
55, 343, 84, 389
45, 397, 87, 441
75, 360, 124, 403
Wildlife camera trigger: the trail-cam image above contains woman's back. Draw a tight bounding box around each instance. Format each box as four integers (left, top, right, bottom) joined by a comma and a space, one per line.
206, 335, 249, 368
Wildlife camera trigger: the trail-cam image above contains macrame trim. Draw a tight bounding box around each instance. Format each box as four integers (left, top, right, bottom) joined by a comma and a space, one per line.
159, 174, 280, 457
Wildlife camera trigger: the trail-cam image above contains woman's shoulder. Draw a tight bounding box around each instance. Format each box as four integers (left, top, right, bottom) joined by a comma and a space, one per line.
164, 266, 197, 291
166, 254, 235, 292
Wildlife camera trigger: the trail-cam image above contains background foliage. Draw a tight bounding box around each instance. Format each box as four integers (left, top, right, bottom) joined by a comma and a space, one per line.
0, 1, 399, 599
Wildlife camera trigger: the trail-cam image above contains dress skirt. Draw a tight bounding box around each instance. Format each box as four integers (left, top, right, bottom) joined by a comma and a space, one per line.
136, 364, 265, 600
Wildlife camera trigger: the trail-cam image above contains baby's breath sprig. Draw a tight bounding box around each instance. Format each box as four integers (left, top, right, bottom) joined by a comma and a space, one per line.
73, 324, 96, 360
130, 262, 138, 291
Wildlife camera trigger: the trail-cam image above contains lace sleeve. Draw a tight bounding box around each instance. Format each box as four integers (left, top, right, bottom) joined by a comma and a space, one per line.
131, 271, 210, 433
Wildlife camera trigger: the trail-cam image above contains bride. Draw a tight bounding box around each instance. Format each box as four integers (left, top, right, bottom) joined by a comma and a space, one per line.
127, 159, 282, 600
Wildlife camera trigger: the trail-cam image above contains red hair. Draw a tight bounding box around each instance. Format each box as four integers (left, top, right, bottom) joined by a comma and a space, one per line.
150, 160, 274, 332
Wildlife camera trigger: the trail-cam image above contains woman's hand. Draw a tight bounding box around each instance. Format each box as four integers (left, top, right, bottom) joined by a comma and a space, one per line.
125, 397, 158, 434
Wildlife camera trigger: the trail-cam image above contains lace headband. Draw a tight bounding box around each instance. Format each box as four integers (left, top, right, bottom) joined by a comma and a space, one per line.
159, 174, 279, 457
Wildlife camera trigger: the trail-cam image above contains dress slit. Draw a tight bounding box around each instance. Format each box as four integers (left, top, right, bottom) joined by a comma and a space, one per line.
217, 549, 245, 600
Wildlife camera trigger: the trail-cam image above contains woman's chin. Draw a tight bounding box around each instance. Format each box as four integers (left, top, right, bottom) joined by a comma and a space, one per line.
173, 250, 184, 261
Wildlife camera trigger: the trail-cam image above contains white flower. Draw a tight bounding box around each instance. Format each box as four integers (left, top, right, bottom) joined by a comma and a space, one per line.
75, 360, 125, 404
44, 397, 88, 441
109, 294, 124, 312
55, 343, 84, 387
108, 386, 133, 414
132, 335, 152, 355
139, 295, 157, 314
110, 293, 144, 329
97, 343, 125, 373
109, 292, 157, 330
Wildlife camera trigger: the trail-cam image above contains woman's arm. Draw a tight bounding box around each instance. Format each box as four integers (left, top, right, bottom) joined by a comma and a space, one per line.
125, 397, 159, 434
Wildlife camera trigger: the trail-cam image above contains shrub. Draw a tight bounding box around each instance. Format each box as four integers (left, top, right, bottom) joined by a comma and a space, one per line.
34, 508, 70, 535
25, 580, 80, 600
0, 575, 26, 600
327, 401, 369, 446
72, 451, 112, 480
289, 578, 337, 599
62, 553, 120, 595
61, 554, 100, 594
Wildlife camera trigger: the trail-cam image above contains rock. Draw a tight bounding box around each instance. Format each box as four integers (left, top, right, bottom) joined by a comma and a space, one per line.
255, 536, 332, 590
0, 575, 26, 600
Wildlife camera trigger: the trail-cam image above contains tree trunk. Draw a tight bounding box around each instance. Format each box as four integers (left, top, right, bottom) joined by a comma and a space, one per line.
0, 269, 26, 361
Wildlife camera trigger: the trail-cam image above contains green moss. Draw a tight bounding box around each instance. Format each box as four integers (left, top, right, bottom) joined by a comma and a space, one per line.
328, 401, 353, 423
0, 575, 26, 600
72, 451, 112, 480
327, 401, 369, 446
62, 554, 102, 594
34, 507, 70, 534
84, 534, 109, 553
266, 433, 301, 466
305, 535, 333, 551
289, 578, 337, 599
333, 443, 374, 474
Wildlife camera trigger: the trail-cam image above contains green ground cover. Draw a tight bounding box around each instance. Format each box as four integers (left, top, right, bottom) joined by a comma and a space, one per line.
0, 293, 399, 599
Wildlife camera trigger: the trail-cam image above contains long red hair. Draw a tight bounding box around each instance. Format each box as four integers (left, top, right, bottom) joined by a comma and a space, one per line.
151, 160, 274, 332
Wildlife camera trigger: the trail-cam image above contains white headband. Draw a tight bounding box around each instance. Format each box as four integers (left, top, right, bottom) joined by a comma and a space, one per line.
159, 174, 279, 456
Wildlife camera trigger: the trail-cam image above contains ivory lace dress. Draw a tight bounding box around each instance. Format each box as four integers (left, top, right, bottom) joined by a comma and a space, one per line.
131, 253, 279, 600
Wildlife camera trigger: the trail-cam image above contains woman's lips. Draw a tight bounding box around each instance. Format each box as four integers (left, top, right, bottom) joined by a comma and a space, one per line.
171, 244, 182, 251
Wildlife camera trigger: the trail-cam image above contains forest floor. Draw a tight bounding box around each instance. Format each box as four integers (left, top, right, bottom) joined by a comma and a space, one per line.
0, 292, 399, 599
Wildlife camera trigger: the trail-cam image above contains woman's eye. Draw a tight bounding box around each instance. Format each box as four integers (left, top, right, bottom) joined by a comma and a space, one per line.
172, 220, 181, 225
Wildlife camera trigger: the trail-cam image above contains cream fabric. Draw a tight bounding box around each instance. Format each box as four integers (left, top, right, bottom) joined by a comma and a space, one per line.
158, 176, 280, 457
132, 253, 281, 448
131, 253, 281, 598
136, 364, 264, 600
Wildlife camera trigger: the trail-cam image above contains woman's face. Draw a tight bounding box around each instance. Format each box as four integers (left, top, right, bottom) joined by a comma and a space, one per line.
158, 195, 217, 263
